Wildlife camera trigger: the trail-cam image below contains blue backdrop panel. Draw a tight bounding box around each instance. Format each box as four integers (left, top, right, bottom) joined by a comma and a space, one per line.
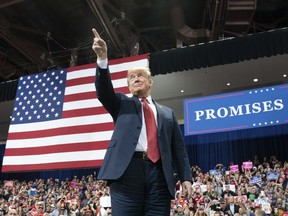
184, 84, 288, 135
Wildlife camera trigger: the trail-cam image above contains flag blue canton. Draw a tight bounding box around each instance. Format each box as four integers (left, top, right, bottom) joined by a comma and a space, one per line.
11, 69, 67, 124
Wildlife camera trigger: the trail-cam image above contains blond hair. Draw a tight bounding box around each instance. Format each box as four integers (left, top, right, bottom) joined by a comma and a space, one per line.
127, 67, 152, 88
127, 67, 151, 78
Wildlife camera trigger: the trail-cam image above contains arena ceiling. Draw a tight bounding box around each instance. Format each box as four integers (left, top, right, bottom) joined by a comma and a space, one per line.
0, 0, 288, 81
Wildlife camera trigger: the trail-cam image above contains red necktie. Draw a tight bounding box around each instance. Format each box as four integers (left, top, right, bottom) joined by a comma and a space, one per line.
141, 98, 160, 163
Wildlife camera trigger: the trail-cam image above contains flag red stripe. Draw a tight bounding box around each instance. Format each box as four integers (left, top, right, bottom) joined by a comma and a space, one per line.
64, 91, 97, 102
111, 70, 128, 80
65, 72, 128, 88
109, 54, 148, 65
68, 63, 96, 72
4, 141, 109, 156
63, 86, 129, 103
1, 160, 103, 172
66, 76, 95, 87
62, 106, 108, 118
7, 122, 114, 140
67, 65, 136, 86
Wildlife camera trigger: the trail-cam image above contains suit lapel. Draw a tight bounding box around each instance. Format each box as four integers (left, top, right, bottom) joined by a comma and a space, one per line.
154, 101, 164, 132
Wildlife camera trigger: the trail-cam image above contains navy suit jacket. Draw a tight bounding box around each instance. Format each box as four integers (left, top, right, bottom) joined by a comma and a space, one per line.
95, 66, 192, 197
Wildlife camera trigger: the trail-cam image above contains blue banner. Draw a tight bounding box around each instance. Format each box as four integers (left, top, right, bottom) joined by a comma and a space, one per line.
184, 84, 288, 135
250, 175, 262, 185
209, 169, 219, 176
266, 172, 279, 181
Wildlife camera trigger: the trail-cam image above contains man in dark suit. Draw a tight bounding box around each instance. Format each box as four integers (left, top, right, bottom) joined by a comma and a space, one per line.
92, 28, 192, 216
224, 196, 240, 215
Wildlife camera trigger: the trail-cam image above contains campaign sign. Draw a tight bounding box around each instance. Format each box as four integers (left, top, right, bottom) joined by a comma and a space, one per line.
184, 84, 288, 135
223, 184, 236, 192
70, 181, 79, 188
242, 161, 253, 169
100, 196, 111, 207
200, 184, 207, 192
4, 180, 13, 187
229, 165, 239, 173
209, 169, 219, 176
266, 172, 279, 181
250, 175, 262, 185
262, 203, 271, 214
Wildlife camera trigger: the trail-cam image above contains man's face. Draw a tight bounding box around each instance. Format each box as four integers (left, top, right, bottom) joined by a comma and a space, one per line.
220, 202, 226, 207
7, 209, 18, 216
229, 197, 234, 204
198, 207, 204, 213
128, 70, 152, 97
177, 206, 183, 213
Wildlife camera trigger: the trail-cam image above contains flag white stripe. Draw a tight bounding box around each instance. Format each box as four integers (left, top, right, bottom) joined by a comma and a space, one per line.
113, 78, 128, 89
65, 83, 96, 95
67, 68, 95, 80
64, 78, 127, 96
6, 130, 113, 148
9, 113, 113, 132
3, 149, 107, 165
63, 98, 101, 110
109, 59, 149, 72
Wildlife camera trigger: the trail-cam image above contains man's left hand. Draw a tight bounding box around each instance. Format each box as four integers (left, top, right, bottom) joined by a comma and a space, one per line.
181, 181, 192, 198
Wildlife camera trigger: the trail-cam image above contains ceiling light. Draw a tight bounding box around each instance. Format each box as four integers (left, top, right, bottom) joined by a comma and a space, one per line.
180, 90, 184, 93
226, 82, 230, 86
283, 74, 287, 77
253, 78, 258, 82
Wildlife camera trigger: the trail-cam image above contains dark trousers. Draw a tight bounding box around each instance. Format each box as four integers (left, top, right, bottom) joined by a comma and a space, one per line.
109, 158, 171, 216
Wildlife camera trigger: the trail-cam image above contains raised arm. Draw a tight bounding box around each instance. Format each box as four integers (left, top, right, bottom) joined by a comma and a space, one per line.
92, 28, 107, 61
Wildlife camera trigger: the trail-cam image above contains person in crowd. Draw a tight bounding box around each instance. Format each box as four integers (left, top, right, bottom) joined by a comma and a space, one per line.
247, 186, 259, 202
221, 184, 237, 198
215, 164, 225, 175
80, 203, 94, 216
46, 203, 58, 216
254, 209, 266, 216
213, 211, 223, 216
0, 155, 288, 216
203, 183, 216, 200
7, 207, 19, 216
174, 204, 188, 216
224, 196, 240, 215
91, 27, 192, 215
238, 207, 248, 216
194, 205, 208, 216
81, 193, 93, 209
29, 201, 45, 216
210, 198, 226, 213
283, 168, 288, 191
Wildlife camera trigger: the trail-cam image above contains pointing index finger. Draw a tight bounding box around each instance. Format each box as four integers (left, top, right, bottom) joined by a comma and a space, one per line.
92, 28, 100, 39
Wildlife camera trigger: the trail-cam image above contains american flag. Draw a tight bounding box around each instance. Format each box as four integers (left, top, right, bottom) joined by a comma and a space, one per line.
2, 54, 148, 172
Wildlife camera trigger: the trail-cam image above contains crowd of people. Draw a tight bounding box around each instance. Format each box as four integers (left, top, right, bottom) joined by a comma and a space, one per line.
0, 155, 287, 216
171, 155, 288, 216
